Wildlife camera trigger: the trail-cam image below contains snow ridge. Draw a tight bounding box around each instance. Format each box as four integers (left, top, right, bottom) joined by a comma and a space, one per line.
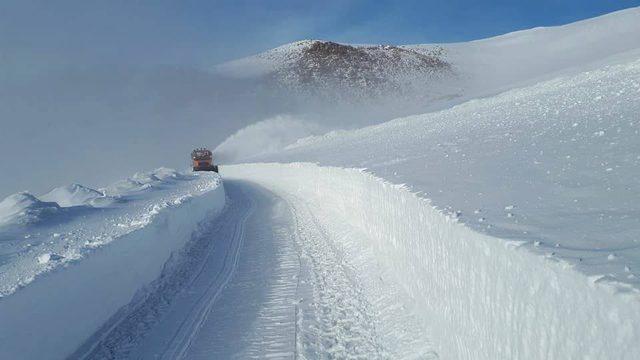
0, 192, 61, 226
40, 184, 112, 208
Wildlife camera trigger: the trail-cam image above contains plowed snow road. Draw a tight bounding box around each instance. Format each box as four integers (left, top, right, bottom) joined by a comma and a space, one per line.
75, 178, 431, 360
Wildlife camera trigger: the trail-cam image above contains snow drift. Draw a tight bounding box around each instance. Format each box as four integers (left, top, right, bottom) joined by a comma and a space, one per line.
225, 163, 640, 359
40, 183, 113, 208
0, 170, 225, 360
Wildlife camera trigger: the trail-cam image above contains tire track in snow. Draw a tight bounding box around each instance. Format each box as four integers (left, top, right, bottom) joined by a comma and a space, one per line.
285, 195, 387, 359
182, 181, 302, 359
158, 183, 256, 360
73, 183, 255, 360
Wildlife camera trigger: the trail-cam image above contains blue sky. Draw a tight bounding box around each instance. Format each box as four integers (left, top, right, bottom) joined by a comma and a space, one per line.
2, 0, 639, 67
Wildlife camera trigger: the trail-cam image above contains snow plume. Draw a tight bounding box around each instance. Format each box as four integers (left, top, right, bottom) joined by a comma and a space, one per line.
214, 115, 323, 163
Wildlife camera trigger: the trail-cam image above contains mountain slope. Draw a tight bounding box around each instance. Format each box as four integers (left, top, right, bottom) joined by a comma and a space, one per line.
218, 39, 455, 102
217, 7, 640, 113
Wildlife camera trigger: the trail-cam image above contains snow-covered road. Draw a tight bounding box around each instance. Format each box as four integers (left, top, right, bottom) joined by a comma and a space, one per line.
78, 178, 429, 359
66, 162, 640, 359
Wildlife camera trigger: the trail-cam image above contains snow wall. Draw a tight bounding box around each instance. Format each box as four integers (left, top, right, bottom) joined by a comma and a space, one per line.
0, 180, 225, 360
227, 163, 640, 359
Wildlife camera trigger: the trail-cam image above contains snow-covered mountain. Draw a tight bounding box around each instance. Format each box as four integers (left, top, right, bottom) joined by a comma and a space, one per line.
218, 40, 454, 101
218, 7, 640, 111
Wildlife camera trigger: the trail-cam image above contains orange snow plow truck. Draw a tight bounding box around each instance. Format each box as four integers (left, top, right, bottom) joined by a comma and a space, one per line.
191, 148, 219, 172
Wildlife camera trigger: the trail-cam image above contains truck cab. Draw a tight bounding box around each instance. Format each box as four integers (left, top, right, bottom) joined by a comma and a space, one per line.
191, 148, 219, 172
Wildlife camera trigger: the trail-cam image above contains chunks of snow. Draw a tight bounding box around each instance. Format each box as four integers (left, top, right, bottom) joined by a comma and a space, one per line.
36, 254, 50, 264
36, 253, 64, 265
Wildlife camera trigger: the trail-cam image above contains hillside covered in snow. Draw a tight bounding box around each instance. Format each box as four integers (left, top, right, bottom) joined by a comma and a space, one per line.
218, 40, 453, 100
217, 7, 640, 118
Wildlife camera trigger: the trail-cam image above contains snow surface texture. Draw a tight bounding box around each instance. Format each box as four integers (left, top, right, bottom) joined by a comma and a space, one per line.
225, 163, 640, 359
0, 169, 224, 360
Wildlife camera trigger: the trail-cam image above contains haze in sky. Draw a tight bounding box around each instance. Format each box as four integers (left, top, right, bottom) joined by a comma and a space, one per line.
2, 0, 639, 69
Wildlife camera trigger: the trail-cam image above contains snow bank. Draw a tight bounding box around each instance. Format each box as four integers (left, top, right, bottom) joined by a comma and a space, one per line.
0, 168, 212, 298
0, 173, 225, 360
225, 163, 640, 359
